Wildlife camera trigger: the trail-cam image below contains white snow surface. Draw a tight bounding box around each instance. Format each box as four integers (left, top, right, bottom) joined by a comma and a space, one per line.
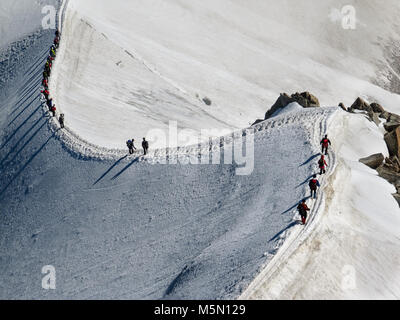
1, 0, 400, 300
52, 0, 400, 149
0, 0, 47, 48
241, 111, 400, 299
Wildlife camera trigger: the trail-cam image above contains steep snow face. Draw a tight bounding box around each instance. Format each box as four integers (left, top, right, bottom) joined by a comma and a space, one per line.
242, 111, 400, 299
53, 0, 400, 149
0, 3, 338, 298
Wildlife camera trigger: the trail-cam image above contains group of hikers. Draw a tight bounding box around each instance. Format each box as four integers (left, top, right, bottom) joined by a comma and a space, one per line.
126, 138, 149, 156
41, 29, 150, 156
40, 29, 64, 129
297, 134, 332, 225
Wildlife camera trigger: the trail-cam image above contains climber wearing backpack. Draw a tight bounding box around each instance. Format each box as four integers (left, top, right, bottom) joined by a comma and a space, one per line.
59, 114, 65, 128
309, 174, 320, 199
142, 138, 149, 155
320, 134, 331, 155
318, 154, 328, 175
54, 36, 60, 48
42, 78, 48, 89
297, 199, 310, 225
46, 98, 53, 111
50, 105, 56, 117
126, 140, 134, 154
50, 47, 56, 58
41, 89, 50, 100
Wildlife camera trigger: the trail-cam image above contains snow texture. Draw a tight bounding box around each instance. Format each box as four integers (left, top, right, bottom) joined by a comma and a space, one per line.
52, 0, 400, 150
2, 0, 400, 300
0, 1, 337, 299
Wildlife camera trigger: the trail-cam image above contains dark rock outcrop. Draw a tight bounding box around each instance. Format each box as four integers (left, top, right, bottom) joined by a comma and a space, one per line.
368, 111, 381, 126
349, 97, 373, 113
359, 153, 384, 169
380, 111, 390, 120
384, 121, 400, 132
388, 113, 400, 123
290, 92, 320, 108
338, 102, 347, 111
264, 93, 293, 119
202, 97, 212, 106
376, 164, 400, 183
370, 103, 385, 114
264, 91, 319, 120
384, 127, 400, 159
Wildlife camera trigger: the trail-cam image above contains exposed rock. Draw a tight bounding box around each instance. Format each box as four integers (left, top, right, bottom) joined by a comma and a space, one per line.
338, 102, 347, 111
370, 102, 385, 114
384, 121, 400, 132
390, 156, 400, 171
384, 127, 400, 158
291, 92, 320, 108
350, 97, 372, 113
377, 163, 400, 183
265, 91, 319, 120
380, 111, 390, 120
359, 153, 384, 169
202, 97, 212, 106
368, 111, 381, 126
264, 93, 292, 119
388, 113, 400, 123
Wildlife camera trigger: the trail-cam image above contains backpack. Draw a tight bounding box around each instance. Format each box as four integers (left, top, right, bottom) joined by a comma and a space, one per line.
309, 179, 317, 189
318, 159, 325, 167
297, 203, 307, 215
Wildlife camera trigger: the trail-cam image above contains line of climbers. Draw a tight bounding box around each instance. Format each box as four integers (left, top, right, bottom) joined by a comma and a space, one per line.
297, 134, 332, 225
40, 29, 64, 129
41, 29, 150, 157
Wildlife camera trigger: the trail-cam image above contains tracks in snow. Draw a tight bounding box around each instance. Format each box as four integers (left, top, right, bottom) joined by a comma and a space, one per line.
239, 108, 338, 300
43, 98, 337, 163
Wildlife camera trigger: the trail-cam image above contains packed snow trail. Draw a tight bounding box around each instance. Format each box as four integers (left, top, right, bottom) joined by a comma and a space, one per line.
241, 111, 400, 299
240, 109, 338, 299
0, 16, 337, 298
4, 0, 400, 301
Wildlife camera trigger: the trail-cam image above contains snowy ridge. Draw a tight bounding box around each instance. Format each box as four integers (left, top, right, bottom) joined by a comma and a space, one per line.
240, 109, 338, 300
43, 88, 337, 163
43, 3, 341, 297
47, 1, 338, 163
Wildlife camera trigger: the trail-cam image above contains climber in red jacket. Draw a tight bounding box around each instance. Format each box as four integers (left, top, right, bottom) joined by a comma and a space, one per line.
320, 134, 331, 155
297, 199, 310, 225
318, 155, 328, 175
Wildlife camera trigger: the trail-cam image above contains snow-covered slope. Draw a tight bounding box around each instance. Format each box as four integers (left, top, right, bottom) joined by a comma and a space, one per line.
0, 2, 338, 298
241, 111, 400, 299
2, 0, 400, 300
52, 0, 400, 149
